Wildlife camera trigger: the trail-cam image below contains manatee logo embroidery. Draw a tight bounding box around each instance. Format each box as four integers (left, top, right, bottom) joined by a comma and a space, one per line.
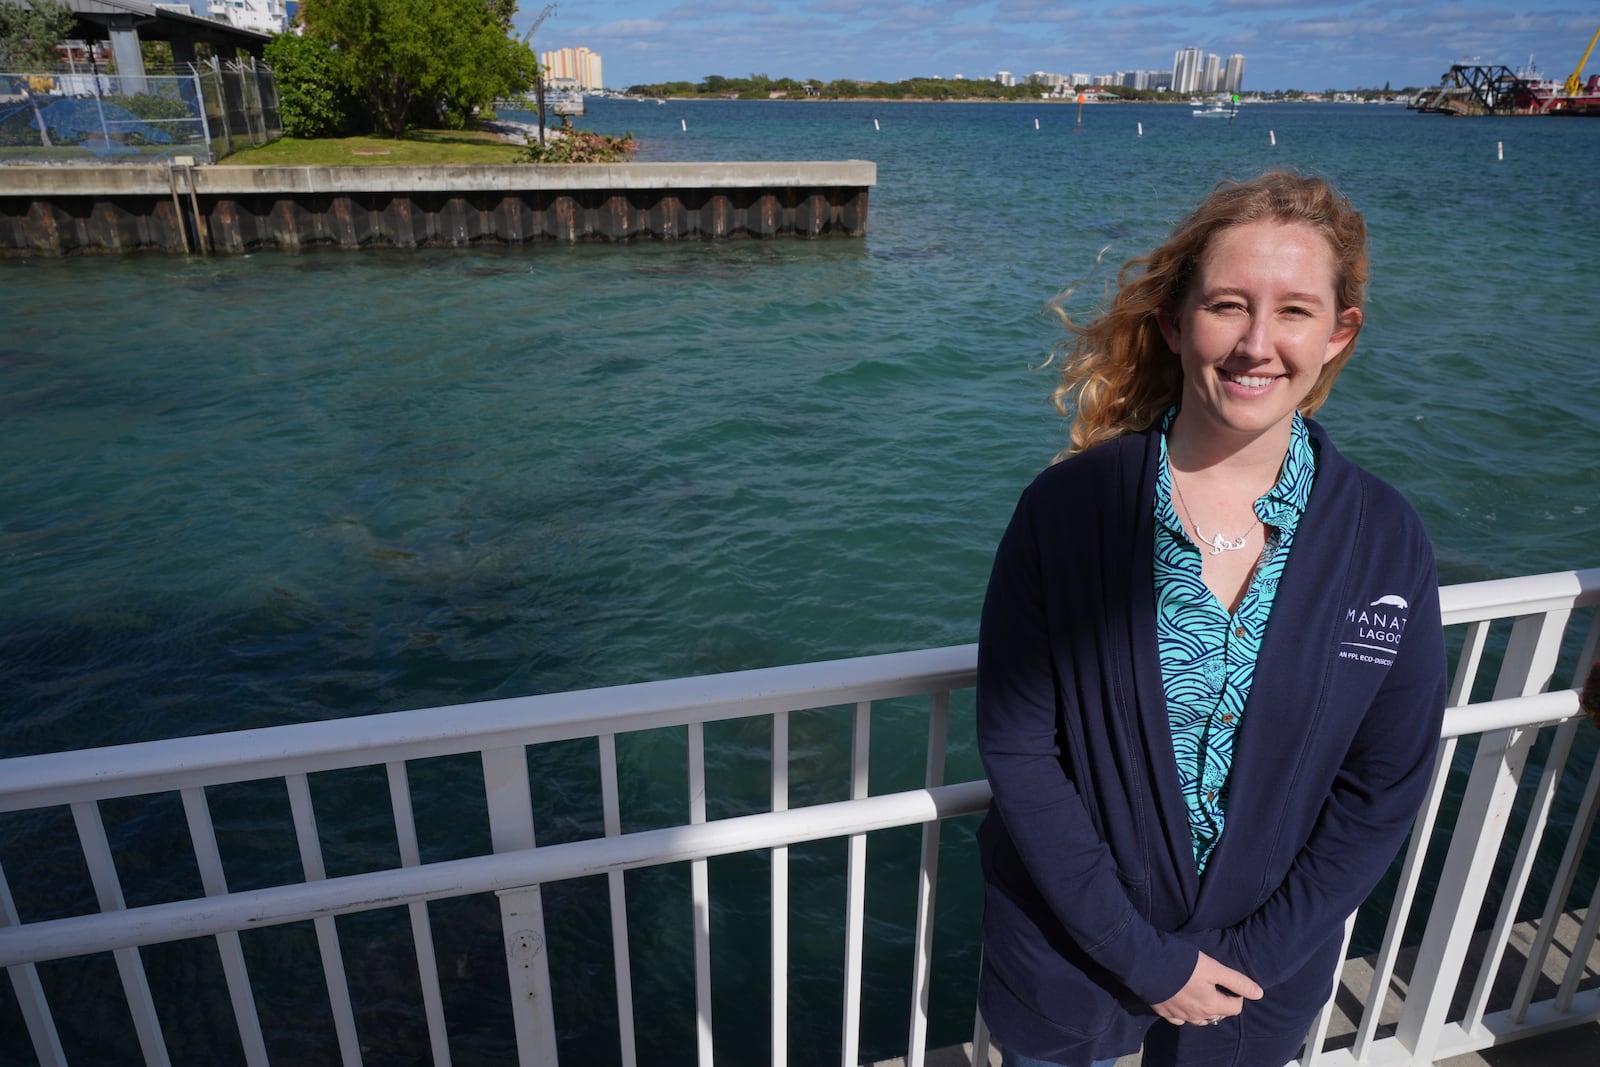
1339, 593, 1410, 668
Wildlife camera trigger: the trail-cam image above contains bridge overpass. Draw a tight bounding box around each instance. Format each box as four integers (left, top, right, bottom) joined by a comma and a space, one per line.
10, 0, 270, 92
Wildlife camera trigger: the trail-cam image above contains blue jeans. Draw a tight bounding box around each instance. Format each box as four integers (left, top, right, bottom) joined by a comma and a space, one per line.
999, 1048, 1121, 1067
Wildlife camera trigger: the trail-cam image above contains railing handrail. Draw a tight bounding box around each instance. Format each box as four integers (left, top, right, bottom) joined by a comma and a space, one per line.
0, 780, 993, 968
0, 682, 1585, 972
4, 568, 1596, 813
1440, 688, 1578, 737
1438, 566, 1600, 625
0, 644, 976, 811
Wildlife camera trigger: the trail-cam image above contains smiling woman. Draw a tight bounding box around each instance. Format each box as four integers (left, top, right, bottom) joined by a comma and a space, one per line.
975, 172, 1449, 1067
1156, 220, 1362, 463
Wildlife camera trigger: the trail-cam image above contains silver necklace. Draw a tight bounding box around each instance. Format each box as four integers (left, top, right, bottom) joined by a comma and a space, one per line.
1170, 466, 1256, 555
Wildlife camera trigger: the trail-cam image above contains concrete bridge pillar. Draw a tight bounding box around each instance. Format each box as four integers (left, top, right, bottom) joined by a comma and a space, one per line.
104, 14, 147, 95
170, 36, 198, 70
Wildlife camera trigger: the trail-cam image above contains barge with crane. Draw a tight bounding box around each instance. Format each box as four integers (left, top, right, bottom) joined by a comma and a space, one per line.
1411, 24, 1600, 115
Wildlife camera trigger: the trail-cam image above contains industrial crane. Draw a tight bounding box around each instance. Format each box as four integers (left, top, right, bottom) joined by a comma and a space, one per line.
522, 3, 556, 45
1565, 23, 1600, 97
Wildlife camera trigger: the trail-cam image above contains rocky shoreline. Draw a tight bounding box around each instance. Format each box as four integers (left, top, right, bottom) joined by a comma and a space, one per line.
478, 118, 566, 145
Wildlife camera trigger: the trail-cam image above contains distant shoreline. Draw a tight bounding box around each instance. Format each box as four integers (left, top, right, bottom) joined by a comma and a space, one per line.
609, 95, 1378, 106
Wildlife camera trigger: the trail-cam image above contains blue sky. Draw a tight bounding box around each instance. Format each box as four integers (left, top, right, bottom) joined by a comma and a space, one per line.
516, 1, 1600, 92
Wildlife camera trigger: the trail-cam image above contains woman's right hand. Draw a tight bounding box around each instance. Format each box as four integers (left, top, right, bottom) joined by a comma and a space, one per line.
1151, 951, 1263, 1026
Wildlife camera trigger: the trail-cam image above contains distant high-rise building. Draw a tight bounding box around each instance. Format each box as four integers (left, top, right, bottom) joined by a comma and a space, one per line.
1203, 53, 1221, 93
541, 46, 604, 91
206, 0, 286, 34
996, 71, 1015, 87
1172, 46, 1202, 94
1070, 73, 1091, 87
1224, 54, 1247, 93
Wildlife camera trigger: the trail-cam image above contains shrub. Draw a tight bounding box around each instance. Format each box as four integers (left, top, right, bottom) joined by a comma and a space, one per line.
520, 119, 635, 164
119, 92, 193, 122
264, 31, 353, 138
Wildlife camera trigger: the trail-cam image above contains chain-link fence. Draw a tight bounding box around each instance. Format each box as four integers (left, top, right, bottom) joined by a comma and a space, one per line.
200, 56, 281, 160
0, 57, 279, 165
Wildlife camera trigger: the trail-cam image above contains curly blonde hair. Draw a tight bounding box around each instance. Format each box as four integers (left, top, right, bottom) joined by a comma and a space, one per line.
1049, 171, 1368, 457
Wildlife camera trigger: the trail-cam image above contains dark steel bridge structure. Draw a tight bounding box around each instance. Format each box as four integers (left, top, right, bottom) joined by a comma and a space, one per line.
1419, 64, 1541, 115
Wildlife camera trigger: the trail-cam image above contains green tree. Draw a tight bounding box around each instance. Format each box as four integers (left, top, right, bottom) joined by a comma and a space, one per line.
141, 39, 175, 69
264, 31, 353, 138
1, 0, 76, 147
485, 0, 516, 32
299, 0, 537, 137
0, 0, 74, 66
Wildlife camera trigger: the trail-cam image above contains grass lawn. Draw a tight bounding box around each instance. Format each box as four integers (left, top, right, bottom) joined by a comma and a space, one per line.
0, 144, 190, 164
221, 129, 525, 166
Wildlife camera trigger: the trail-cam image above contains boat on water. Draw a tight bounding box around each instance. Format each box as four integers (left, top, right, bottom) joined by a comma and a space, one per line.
1520, 74, 1600, 115
1192, 100, 1238, 118
548, 88, 584, 117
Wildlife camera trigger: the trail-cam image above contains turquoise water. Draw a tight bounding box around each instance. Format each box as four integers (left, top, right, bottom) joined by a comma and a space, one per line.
1, 101, 1597, 1064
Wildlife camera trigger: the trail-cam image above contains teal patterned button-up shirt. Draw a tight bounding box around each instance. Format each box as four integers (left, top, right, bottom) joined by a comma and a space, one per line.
1154, 408, 1317, 875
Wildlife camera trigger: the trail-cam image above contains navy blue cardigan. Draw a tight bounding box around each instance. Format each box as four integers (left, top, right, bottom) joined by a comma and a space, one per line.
976, 420, 1448, 1065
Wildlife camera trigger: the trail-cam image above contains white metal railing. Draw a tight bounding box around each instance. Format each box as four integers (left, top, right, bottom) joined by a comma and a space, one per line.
1, 569, 1597, 1067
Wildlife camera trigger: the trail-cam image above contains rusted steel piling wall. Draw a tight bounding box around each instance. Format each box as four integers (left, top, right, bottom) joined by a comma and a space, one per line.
0, 161, 875, 255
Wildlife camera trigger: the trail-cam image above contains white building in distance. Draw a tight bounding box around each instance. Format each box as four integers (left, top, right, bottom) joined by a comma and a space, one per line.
541, 46, 603, 91
200, 0, 287, 34
1224, 54, 1246, 93
1171, 46, 1202, 94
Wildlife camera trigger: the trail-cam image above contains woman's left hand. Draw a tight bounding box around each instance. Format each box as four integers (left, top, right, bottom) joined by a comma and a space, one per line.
1151, 951, 1263, 1026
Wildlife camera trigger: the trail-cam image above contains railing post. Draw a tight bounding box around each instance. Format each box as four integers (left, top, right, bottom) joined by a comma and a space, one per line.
284, 775, 362, 1066
598, 733, 639, 1067
0, 861, 67, 1067
1514, 614, 1600, 1021
771, 710, 790, 1067
483, 746, 560, 1067
180, 787, 270, 1066
840, 700, 871, 1067
384, 764, 454, 1066
1395, 611, 1569, 1062
1460, 715, 1581, 1031
70, 801, 173, 1067
906, 691, 950, 1067
1353, 738, 1457, 1060
689, 721, 715, 1067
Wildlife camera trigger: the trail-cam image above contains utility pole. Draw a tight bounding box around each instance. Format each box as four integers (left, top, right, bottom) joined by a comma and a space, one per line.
522, 3, 556, 145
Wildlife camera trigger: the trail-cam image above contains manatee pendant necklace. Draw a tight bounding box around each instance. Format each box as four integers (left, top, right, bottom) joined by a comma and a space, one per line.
1171, 467, 1256, 555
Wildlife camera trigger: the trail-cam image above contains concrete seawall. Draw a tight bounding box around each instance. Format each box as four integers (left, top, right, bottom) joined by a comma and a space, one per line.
0, 160, 876, 254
